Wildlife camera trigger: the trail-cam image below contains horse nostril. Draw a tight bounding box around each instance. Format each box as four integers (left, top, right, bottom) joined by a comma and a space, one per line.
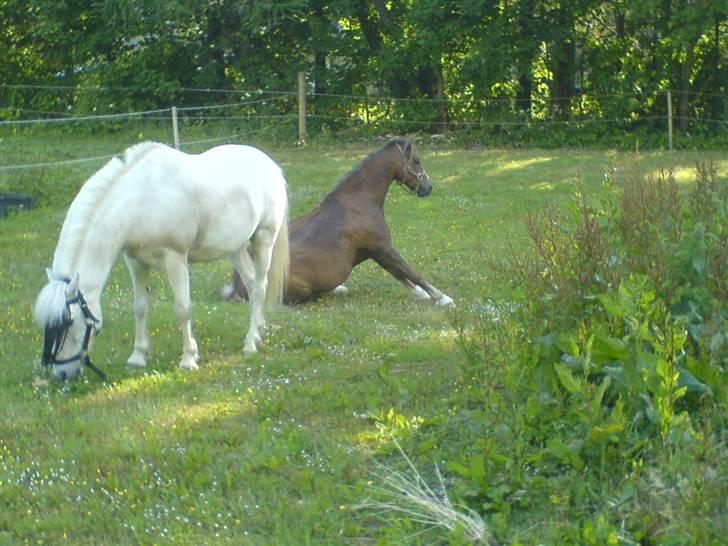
57, 370, 67, 381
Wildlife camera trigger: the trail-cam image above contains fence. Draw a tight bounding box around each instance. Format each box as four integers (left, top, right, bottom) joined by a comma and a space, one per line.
1, 76, 727, 172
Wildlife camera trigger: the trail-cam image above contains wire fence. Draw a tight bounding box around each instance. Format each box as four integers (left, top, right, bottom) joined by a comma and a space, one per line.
1, 83, 726, 172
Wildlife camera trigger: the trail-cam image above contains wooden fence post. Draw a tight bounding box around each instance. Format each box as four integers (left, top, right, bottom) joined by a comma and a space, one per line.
171, 106, 180, 149
666, 90, 673, 151
298, 72, 306, 144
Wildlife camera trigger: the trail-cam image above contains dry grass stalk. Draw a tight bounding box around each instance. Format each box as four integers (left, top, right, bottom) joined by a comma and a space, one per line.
355, 442, 491, 544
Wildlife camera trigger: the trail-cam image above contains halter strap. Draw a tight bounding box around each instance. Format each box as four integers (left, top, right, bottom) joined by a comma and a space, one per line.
396, 144, 428, 195
67, 291, 100, 325
47, 283, 107, 381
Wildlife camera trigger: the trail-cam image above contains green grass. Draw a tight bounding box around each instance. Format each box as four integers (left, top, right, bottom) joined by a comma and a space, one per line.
1, 131, 726, 545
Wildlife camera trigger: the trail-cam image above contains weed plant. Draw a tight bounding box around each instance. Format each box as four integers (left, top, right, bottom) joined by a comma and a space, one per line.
442, 163, 727, 544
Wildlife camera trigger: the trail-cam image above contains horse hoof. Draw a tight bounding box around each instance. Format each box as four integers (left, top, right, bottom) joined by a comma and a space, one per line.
437, 294, 455, 307
411, 285, 431, 300
179, 357, 199, 370
220, 282, 240, 301
244, 332, 262, 355
126, 354, 148, 367
333, 284, 349, 295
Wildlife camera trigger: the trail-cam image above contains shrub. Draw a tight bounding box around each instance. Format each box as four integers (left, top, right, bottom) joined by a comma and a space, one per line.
444, 161, 726, 544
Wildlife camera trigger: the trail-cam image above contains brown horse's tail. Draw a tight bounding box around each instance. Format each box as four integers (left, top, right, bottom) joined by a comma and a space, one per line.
265, 212, 289, 307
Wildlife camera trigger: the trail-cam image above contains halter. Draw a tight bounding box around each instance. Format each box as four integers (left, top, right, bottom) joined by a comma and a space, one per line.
396, 143, 429, 195
45, 285, 107, 381
398, 162, 430, 195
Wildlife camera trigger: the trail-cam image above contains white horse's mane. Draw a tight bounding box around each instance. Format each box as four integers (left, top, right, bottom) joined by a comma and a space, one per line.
34, 278, 68, 328
53, 142, 163, 275
38, 142, 163, 327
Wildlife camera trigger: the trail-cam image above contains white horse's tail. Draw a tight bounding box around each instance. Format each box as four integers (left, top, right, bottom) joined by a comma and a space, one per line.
265, 215, 289, 307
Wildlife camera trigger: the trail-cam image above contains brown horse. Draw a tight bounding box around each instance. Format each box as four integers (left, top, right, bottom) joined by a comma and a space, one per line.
221, 138, 454, 306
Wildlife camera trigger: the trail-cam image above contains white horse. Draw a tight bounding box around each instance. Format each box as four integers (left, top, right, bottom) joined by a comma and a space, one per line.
34, 142, 289, 380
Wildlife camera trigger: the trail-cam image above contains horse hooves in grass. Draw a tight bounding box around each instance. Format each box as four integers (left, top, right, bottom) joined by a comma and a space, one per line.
126, 353, 148, 368
410, 285, 432, 300
179, 355, 199, 370
243, 332, 262, 355
436, 294, 455, 307
220, 281, 244, 302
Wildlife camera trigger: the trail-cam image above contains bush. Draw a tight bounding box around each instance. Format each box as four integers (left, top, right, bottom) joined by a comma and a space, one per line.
439, 161, 726, 544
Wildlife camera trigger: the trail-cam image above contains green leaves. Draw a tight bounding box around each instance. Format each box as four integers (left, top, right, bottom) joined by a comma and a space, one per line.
553, 361, 583, 395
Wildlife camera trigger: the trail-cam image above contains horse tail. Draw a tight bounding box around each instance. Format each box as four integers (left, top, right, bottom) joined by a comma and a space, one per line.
265, 210, 289, 307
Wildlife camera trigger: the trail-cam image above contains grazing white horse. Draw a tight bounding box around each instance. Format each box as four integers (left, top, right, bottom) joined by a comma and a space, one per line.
34, 142, 289, 380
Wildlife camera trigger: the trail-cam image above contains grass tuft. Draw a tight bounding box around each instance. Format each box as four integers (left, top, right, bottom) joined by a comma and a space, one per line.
355, 442, 491, 544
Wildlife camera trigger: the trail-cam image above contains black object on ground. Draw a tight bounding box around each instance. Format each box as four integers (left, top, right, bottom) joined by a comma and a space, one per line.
0, 193, 34, 218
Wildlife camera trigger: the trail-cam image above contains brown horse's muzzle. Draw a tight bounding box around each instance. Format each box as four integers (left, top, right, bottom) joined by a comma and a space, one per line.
417, 179, 432, 197
415, 172, 433, 197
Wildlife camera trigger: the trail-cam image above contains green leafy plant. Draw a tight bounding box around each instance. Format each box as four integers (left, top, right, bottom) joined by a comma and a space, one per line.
446, 159, 726, 545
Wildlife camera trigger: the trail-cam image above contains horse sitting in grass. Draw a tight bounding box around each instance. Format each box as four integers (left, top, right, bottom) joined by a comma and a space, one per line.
34, 142, 289, 380
221, 138, 453, 306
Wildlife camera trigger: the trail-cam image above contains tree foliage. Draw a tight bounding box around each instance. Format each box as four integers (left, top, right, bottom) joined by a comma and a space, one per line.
1, 0, 725, 142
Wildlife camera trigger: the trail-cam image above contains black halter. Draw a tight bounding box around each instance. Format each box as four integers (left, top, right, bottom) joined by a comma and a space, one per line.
399, 165, 429, 195
43, 287, 107, 381
396, 145, 429, 196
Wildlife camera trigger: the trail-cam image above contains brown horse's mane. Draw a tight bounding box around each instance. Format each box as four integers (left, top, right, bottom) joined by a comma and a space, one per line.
329, 138, 412, 194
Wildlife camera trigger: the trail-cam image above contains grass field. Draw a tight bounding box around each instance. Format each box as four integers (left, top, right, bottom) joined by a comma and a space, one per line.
0, 132, 726, 545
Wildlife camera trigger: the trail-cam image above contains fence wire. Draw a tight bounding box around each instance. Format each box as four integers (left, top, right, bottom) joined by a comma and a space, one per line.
0, 86, 725, 171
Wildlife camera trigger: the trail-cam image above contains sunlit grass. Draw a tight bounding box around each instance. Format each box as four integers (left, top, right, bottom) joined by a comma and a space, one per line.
490, 155, 557, 174
1, 135, 725, 544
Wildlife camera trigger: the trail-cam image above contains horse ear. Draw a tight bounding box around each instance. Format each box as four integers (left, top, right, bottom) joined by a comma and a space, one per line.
65, 273, 80, 299
46, 268, 54, 282
404, 137, 415, 158
395, 139, 414, 159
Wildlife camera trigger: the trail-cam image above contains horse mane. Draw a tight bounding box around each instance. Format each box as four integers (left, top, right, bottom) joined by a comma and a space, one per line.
34, 278, 68, 328
330, 138, 413, 192
386, 137, 413, 151
52, 141, 163, 275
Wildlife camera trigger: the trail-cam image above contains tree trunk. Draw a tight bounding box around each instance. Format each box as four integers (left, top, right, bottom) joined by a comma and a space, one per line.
709, 16, 724, 121
514, 0, 537, 117
550, 39, 576, 121
205, 4, 228, 88
677, 30, 702, 132
310, 0, 328, 96
678, 51, 694, 132
435, 68, 447, 130
516, 71, 533, 117
355, 3, 382, 53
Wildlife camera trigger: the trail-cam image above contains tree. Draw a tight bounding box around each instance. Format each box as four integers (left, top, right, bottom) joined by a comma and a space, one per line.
1, 0, 725, 142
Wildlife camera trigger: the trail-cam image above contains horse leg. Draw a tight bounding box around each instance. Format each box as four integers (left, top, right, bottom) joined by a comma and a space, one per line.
163, 251, 199, 370
228, 250, 255, 303
220, 270, 250, 301
285, 274, 314, 304
124, 254, 152, 367
333, 284, 349, 295
243, 230, 277, 354
372, 245, 455, 307
405, 280, 432, 300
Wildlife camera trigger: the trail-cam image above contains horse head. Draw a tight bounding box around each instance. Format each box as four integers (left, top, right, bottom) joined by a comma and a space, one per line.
35, 272, 103, 380
394, 139, 432, 197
